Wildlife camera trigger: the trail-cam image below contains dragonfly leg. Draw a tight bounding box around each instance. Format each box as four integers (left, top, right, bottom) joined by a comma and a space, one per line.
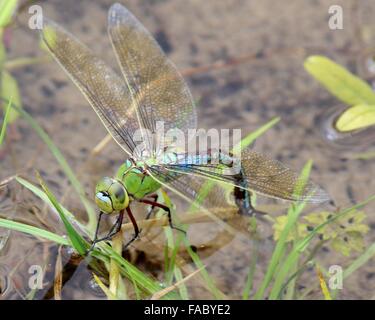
145, 194, 159, 220
235, 188, 267, 216
245, 198, 267, 216
86, 211, 105, 254
106, 211, 125, 236
139, 199, 186, 234
93, 211, 104, 241
123, 206, 141, 250
87, 210, 125, 254
248, 191, 268, 215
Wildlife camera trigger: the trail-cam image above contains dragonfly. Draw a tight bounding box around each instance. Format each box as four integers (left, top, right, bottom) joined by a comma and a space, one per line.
40, 3, 330, 252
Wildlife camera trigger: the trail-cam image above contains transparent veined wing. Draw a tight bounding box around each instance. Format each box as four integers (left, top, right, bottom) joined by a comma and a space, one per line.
144, 165, 245, 238
108, 3, 197, 155
239, 149, 330, 203
147, 165, 237, 212
41, 19, 141, 156
150, 148, 330, 205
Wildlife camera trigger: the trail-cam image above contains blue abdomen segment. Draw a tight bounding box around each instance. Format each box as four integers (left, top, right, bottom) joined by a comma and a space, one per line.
164, 150, 240, 176
233, 168, 253, 216
171, 151, 235, 166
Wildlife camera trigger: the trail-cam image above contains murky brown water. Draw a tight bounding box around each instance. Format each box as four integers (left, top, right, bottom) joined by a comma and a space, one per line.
1, 0, 375, 299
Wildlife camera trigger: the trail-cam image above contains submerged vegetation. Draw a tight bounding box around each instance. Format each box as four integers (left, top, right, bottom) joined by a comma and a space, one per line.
305, 55, 375, 133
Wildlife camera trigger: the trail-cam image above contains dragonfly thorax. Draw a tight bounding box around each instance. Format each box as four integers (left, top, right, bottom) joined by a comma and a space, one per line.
115, 160, 161, 200
95, 177, 129, 214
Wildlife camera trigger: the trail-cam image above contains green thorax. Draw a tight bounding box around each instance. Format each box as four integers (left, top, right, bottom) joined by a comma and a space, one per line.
115, 159, 161, 200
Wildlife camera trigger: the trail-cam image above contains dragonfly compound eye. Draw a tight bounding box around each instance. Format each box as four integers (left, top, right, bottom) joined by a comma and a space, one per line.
95, 177, 129, 214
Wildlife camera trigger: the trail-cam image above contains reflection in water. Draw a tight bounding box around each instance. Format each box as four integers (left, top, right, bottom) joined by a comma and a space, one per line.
320, 105, 375, 150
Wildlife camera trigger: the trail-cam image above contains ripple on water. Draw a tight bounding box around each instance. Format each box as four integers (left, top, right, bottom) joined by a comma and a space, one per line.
320, 105, 375, 150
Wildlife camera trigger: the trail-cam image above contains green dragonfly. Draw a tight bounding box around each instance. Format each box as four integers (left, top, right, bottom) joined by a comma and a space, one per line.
41, 3, 330, 251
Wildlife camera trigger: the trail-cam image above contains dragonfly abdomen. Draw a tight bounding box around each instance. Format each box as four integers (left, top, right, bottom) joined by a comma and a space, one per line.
173, 150, 236, 166
233, 169, 254, 216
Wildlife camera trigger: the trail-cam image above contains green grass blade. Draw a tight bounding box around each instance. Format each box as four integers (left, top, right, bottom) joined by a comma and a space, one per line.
330, 235, 375, 301
0, 0, 18, 27
254, 161, 312, 300
16, 176, 88, 235
0, 95, 11, 145
7, 102, 96, 232
0, 217, 69, 245
343, 241, 375, 279
1, 71, 21, 123
232, 117, 280, 155
17, 177, 174, 298
16, 178, 172, 300
283, 162, 315, 300
172, 267, 189, 300
105, 248, 180, 300
164, 230, 189, 299
37, 172, 89, 255
183, 238, 225, 299
0, 33, 5, 66
242, 239, 259, 300
159, 192, 188, 296
297, 195, 375, 254
330, 239, 375, 300
31, 174, 108, 276
165, 233, 184, 284
277, 261, 313, 300
283, 253, 298, 299
271, 195, 375, 300
93, 274, 118, 300
256, 200, 308, 299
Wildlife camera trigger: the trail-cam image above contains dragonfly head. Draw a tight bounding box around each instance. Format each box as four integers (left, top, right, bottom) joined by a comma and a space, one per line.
95, 177, 129, 214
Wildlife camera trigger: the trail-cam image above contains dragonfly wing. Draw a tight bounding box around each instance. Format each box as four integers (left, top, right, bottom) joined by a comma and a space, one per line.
156, 149, 330, 204
108, 3, 197, 154
147, 165, 237, 211
239, 149, 330, 203
41, 19, 140, 156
